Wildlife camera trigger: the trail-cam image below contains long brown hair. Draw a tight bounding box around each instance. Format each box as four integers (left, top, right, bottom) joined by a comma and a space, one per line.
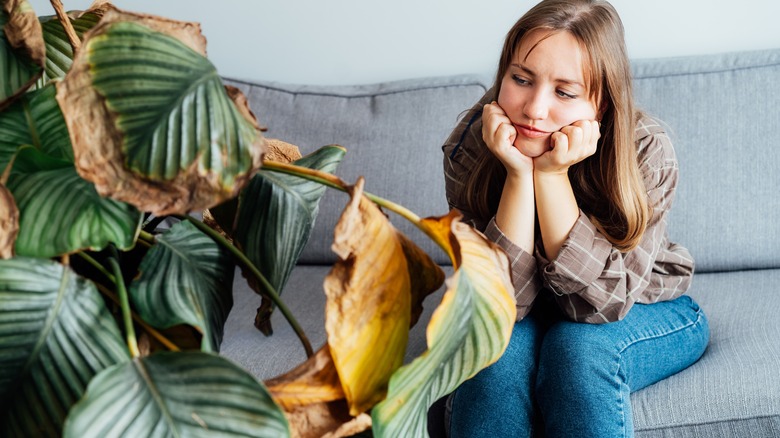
465, 0, 649, 252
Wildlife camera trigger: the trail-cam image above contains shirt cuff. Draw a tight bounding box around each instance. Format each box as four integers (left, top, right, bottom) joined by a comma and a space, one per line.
538, 211, 614, 295
484, 216, 540, 319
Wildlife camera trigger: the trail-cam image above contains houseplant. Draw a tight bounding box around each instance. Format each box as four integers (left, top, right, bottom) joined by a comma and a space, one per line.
0, 1, 517, 436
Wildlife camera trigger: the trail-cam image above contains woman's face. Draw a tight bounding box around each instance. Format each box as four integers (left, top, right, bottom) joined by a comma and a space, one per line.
497, 29, 599, 158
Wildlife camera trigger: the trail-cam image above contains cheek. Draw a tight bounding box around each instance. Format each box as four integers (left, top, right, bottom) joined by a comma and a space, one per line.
552, 102, 598, 126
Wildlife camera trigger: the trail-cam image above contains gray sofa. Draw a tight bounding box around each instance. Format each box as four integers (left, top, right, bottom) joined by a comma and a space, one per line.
221, 48, 780, 437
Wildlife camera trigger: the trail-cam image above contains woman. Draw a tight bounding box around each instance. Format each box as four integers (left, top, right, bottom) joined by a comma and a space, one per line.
442, 1, 709, 436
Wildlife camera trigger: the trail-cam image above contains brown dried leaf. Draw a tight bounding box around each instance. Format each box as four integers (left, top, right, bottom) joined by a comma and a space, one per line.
264, 138, 303, 164
0, 184, 19, 259
56, 6, 265, 215
398, 231, 445, 327
1, 0, 44, 109
265, 345, 371, 438
266, 345, 344, 410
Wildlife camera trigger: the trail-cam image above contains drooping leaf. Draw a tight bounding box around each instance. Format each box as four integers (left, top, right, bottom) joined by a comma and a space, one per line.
323, 178, 445, 416
56, 8, 266, 215
63, 352, 290, 438
0, 257, 129, 436
7, 146, 141, 258
0, 83, 73, 171
371, 210, 516, 437
235, 144, 345, 334
265, 345, 371, 438
0, 183, 17, 258
38, 4, 106, 84
129, 220, 234, 353
0, 0, 44, 109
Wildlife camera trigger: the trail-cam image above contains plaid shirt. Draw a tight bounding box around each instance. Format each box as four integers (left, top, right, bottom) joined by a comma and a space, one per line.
442, 91, 694, 323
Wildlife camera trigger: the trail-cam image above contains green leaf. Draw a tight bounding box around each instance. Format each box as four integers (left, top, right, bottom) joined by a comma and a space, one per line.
234, 145, 345, 332
56, 15, 265, 216
63, 352, 290, 437
371, 211, 516, 436
129, 220, 234, 353
0, 83, 73, 171
0, 0, 44, 108
38, 10, 102, 84
90, 21, 259, 184
7, 147, 141, 258
0, 257, 129, 436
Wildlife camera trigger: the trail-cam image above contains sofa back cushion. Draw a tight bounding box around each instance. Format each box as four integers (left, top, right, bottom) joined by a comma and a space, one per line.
632, 49, 780, 273
224, 76, 487, 265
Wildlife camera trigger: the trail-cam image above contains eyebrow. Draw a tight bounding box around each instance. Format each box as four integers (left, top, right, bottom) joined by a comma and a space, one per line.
511, 63, 585, 89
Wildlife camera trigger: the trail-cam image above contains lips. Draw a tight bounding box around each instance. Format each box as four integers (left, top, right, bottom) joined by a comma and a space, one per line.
515, 124, 550, 139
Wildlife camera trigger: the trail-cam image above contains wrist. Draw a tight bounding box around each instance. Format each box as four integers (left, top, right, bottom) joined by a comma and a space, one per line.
534, 168, 569, 182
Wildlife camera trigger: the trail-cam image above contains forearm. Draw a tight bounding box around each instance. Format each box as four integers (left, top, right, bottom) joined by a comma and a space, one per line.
534, 171, 579, 260
495, 172, 535, 254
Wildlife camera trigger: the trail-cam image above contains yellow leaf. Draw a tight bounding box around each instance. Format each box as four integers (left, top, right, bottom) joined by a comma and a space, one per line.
324, 177, 444, 416
372, 210, 516, 436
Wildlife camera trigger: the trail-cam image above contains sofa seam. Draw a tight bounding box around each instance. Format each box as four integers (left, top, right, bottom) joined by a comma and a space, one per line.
222, 77, 488, 99
635, 413, 780, 431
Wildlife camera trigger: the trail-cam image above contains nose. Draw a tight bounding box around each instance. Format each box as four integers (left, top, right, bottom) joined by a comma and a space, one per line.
523, 89, 548, 121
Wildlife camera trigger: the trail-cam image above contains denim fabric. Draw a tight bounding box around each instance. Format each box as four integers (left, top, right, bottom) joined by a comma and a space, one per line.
448, 294, 709, 438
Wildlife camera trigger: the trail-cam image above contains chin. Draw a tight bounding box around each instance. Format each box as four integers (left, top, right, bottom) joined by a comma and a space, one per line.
515, 140, 549, 158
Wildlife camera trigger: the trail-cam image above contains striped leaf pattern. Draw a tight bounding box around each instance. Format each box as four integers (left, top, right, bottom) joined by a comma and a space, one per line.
371, 211, 516, 437
8, 147, 140, 258
63, 352, 290, 438
38, 10, 101, 84
129, 220, 234, 352
88, 21, 260, 186
0, 83, 73, 171
0, 257, 129, 437
0, 0, 44, 108
235, 145, 346, 302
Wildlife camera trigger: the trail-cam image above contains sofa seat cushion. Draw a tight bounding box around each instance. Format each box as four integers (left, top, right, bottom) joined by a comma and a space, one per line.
633, 269, 780, 437
221, 267, 780, 437
220, 265, 449, 381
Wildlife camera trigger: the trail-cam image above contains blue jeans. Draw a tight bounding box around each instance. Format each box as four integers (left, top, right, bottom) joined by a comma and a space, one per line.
448, 294, 709, 438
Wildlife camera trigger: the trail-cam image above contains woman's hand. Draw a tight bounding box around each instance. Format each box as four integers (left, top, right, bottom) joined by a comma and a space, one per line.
534, 120, 601, 174
482, 102, 534, 176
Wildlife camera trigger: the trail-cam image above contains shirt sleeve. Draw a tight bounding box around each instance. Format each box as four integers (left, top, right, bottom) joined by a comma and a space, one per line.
536, 123, 694, 323
442, 88, 540, 320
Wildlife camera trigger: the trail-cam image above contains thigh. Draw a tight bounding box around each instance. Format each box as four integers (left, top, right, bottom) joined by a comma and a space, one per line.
448, 311, 547, 438
544, 294, 710, 393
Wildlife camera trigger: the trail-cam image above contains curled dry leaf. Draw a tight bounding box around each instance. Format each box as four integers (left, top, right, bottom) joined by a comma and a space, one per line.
265, 345, 370, 438
0, 184, 18, 259
323, 177, 445, 416
56, 6, 265, 215
1, 0, 45, 109
264, 138, 303, 164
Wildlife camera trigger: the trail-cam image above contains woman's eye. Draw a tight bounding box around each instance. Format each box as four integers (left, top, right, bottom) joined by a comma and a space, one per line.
512, 75, 529, 86
557, 89, 577, 99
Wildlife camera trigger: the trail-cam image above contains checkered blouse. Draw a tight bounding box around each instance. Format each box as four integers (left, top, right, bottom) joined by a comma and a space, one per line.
442, 91, 694, 324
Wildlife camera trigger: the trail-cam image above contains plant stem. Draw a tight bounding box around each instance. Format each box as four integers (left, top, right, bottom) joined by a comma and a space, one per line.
49, 0, 81, 54
261, 161, 453, 257
94, 282, 181, 352
139, 230, 156, 242
76, 251, 115, 282
108, 246, 140, 358
175, 215, 314, 358
77, 252, 180, 352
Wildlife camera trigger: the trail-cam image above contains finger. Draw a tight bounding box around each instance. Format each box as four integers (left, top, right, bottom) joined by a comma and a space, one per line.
551, 131, 569, 162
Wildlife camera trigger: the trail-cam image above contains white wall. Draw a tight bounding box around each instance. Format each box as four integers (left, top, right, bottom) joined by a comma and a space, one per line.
30, 0, 780, 85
